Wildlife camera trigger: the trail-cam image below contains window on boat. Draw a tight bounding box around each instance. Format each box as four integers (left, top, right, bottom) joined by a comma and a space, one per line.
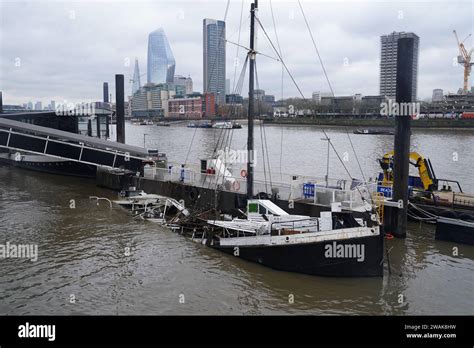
258, 204, 267, 215
248, 203, 258, 213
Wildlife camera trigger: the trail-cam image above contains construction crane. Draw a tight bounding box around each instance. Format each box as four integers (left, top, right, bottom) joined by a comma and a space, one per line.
453, 30, 474, 93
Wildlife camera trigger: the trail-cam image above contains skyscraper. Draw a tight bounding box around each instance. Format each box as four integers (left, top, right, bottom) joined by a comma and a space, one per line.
132, 58, 141, 94
147, 28, 176, 84
380, 31, 419, 101
103, 82, 109, 103
203, 18, 226, 105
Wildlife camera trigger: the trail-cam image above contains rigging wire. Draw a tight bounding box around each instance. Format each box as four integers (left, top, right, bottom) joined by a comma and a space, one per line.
297, 0, 335, 98
255, 14, 374, 208
232, 0, 245, 94
269, 0, 285, 181
255, 60, 273, 194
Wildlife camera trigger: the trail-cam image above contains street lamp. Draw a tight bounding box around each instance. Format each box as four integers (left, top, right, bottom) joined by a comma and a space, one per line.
143, 133, 149, 149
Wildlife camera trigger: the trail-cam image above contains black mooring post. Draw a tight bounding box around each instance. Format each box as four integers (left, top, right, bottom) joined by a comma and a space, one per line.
115, 74, 125, 144
96, 115, 101, 139
87, 118, 92, 137
105, 114, 110, 139
0, 91, 3, 114
390, 37, 415, 238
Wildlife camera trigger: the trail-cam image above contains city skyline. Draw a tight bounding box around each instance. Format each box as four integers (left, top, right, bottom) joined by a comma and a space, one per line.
0, 0, 472, 105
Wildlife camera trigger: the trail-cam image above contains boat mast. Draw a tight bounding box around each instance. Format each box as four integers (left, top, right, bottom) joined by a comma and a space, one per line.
247, 0, 257, 199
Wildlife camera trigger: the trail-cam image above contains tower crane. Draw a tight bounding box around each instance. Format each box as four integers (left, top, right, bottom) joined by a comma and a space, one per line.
453, 30, 474, 93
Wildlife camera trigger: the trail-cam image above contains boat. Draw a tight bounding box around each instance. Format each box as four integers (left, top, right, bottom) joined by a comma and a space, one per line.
212, 121, 233, 129
156, 122, 170, 127
435, 217, 474, 245
187, 121, 212, 128
212, 121, 242, 129
198, 199, 383, 277
185, 0, 384, 277
139, 120, 154, 126
354, 128, 394, 135
113, 187, 190, 223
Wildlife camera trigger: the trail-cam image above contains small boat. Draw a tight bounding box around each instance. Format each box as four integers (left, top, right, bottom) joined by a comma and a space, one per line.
354, 128, 394, 135
197, 199, 383, 277
212, 121, 242, 129
139, 120, 154, 126
187, 121, 212, 128
212, 121, 233, 129
156, 122, 170, 127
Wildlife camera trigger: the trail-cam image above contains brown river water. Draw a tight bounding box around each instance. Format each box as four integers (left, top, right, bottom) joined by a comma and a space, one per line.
0, 123, 473, 314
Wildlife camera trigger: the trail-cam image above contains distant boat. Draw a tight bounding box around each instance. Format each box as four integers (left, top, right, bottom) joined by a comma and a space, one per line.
156, 122, 170, 127
354, 128, 394, 135
139, 120, 154, 126
212, 121, 242, 129
187, 121, 212, 128
212, 121, 233, 129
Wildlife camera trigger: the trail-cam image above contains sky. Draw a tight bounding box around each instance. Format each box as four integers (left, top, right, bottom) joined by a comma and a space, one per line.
0, 0, 473, 105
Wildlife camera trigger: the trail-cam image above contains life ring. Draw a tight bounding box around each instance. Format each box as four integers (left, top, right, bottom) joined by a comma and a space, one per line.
240, 169, 247, 178
233, 181, 241, 191
385, 233, 394, 240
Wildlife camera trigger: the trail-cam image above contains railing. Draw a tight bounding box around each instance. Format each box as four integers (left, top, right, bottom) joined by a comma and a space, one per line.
143, 164, 377, 211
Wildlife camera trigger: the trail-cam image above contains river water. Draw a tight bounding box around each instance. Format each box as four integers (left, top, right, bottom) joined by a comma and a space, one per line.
0, 123, 473, 315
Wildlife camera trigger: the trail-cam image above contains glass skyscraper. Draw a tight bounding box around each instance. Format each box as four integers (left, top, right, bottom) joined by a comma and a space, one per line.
132, 58, 141, 95
147, 28, 176, 84
203, 18, 226, 105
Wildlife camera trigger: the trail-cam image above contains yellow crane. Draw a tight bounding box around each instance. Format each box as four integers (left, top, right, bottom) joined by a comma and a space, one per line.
453, 30, 474, 93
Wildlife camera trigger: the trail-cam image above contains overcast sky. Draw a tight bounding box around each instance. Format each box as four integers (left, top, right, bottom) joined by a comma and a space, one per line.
0, 0, 472, 105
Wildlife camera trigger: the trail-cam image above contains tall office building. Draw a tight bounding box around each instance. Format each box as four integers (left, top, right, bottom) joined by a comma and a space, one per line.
132, 58, 141, 94
380, 31, 419, 101
147, 28, 176, 84
203, 18, 226, 105
34, 101, 42, 111
103, 82, 109, 103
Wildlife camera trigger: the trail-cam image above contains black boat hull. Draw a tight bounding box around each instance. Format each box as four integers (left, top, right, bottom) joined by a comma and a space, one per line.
435, 218, 474, 245
212, 233, 384, 277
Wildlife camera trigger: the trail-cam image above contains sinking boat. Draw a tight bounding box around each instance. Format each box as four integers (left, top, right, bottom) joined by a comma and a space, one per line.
196, 199, 383, 277
113, 187, 189, 223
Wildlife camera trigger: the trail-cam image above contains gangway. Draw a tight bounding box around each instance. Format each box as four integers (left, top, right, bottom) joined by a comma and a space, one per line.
0, 117, 150, 171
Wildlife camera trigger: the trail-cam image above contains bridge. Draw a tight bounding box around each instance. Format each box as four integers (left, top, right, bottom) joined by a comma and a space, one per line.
0, 117, 150, 171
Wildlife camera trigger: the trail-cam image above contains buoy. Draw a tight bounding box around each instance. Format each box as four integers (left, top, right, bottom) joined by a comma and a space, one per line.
240, 169, 247, 178
385, 233, 394, 240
